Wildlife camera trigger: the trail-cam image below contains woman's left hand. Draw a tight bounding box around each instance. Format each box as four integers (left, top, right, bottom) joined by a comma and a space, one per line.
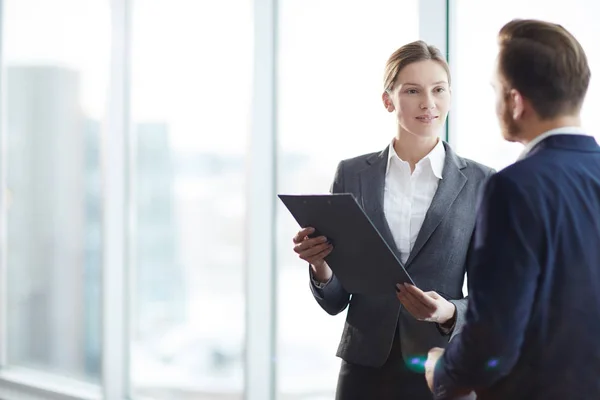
396, 283, 456, 326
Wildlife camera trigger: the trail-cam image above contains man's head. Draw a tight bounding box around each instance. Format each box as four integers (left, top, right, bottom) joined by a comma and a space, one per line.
492, 19, 590, 142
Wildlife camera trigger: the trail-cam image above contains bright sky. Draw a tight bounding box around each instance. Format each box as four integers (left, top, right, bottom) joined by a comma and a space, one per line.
4, 0, 253, 153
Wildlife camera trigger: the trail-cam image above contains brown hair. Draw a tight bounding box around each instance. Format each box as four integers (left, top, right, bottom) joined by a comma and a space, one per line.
497, 19, 590, 119
383, 40, 450, 92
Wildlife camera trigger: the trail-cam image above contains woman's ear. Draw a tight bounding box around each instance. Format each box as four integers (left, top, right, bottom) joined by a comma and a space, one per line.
382, 91, 395, 112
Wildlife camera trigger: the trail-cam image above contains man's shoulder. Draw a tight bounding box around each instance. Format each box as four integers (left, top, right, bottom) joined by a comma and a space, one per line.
484, 159, 547, 203
491, 161, 533, 185
499, 150, 563, 182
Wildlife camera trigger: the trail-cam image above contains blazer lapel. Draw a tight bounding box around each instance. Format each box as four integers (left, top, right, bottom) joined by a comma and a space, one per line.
358, 147, 403, 262
405, 143, 467, 268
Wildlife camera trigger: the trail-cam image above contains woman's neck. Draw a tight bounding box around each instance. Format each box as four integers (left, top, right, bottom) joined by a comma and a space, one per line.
393, 131, 439, 172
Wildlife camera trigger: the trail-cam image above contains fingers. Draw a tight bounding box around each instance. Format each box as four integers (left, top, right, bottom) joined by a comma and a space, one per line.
291, 227, 333, 265
424, 356, 436, 371
305, 246, 333, 264
293, 235, 329, 254
396, 284, 437, 321
397, 286, 429, 319
403, 284, 438, 309
296, 241, 331, 261
425, 348, 444, 369
428, 347, 444, 356
424, 357, 437, 391
292, 227, 315, 244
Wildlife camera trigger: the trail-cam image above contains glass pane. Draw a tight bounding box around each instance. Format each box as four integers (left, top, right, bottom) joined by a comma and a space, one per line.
129, 1, 252, 398
453, 1, 600, 170
4, 0, 109, 382
276, 1, 419, 398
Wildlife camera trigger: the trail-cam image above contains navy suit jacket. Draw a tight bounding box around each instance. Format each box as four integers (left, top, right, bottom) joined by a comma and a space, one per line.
434, 134, 600, 400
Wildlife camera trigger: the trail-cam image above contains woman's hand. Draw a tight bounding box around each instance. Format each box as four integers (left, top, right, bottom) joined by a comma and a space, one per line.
396, 283, 456, 326
292, 227, 333, 282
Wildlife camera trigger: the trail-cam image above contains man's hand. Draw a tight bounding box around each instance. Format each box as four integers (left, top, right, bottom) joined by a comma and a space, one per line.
425, 347, 445, 392
396, 283, 456, 326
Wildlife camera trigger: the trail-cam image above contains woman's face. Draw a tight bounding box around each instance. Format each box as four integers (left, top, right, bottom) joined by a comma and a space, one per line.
383, 60, 451, 138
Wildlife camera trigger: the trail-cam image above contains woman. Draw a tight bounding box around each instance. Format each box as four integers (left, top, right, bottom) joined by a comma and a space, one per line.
292, 40, 494, 399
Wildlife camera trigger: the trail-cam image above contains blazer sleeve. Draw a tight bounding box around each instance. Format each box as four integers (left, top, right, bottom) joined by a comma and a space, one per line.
444, 298, 467, 340
433, 172, 542, 399
309, 160, 351, 315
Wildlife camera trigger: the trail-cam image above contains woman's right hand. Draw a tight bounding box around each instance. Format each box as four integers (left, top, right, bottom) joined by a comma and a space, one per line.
292, 227, 333, 282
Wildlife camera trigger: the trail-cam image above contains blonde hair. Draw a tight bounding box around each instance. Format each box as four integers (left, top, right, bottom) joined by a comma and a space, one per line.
383, 40, 450, 92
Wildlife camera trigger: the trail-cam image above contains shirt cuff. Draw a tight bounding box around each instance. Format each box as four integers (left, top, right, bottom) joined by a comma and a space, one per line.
437, 319, 456, 335
310, 268, 332, 289
436, 305, 457, 336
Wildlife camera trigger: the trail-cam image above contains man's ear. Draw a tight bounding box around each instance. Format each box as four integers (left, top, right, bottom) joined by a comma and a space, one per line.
510, 88, 525, 120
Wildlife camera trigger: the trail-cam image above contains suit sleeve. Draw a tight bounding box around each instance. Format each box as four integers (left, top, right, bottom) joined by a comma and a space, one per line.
442, 167, 496, 340
444, 298, 467, 339
433, 172, 542, 399
309, 160, 352, 315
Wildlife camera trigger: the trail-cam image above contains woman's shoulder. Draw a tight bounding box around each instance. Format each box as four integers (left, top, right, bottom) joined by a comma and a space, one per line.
451, 152, 496, 181
462, 157, 495, 176
338, 148, 387, 170
443, 142, 495, 178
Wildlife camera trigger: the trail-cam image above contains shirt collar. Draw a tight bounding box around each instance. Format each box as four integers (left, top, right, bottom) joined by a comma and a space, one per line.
518, 126, 589, 160
386, 138, 446, 179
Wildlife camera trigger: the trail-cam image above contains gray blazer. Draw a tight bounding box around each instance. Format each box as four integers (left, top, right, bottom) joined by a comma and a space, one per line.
310, 142, 494, 367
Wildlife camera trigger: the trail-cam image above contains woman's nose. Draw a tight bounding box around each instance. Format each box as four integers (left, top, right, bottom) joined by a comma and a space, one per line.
420, 94, 436, 109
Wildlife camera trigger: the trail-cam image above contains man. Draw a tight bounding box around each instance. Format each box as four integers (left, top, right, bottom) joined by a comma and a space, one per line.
422, 19, 600, 399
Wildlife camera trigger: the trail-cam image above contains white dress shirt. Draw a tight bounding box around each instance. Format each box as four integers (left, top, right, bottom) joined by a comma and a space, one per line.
517, 126, 589, 161
384, 139, 446, 264
311, 139, 446, 289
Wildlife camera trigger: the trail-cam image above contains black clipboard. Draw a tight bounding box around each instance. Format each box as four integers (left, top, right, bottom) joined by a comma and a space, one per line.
278, 193, 414, 294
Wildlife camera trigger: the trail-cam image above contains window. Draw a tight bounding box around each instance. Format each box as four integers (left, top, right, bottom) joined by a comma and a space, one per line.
9, 1, 586, 399
452, 1, 600, 170
129, 1, 252, 398
3, 0, 109, 383
276, 1, 419, 398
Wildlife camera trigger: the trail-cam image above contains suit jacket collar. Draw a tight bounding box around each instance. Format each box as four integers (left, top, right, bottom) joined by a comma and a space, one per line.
527, 133, 600, 158
519, 127, 588, 160
359, 142, 467, 269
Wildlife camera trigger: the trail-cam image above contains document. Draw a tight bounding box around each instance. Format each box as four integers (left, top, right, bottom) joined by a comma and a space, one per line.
278, 193, 413, 294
